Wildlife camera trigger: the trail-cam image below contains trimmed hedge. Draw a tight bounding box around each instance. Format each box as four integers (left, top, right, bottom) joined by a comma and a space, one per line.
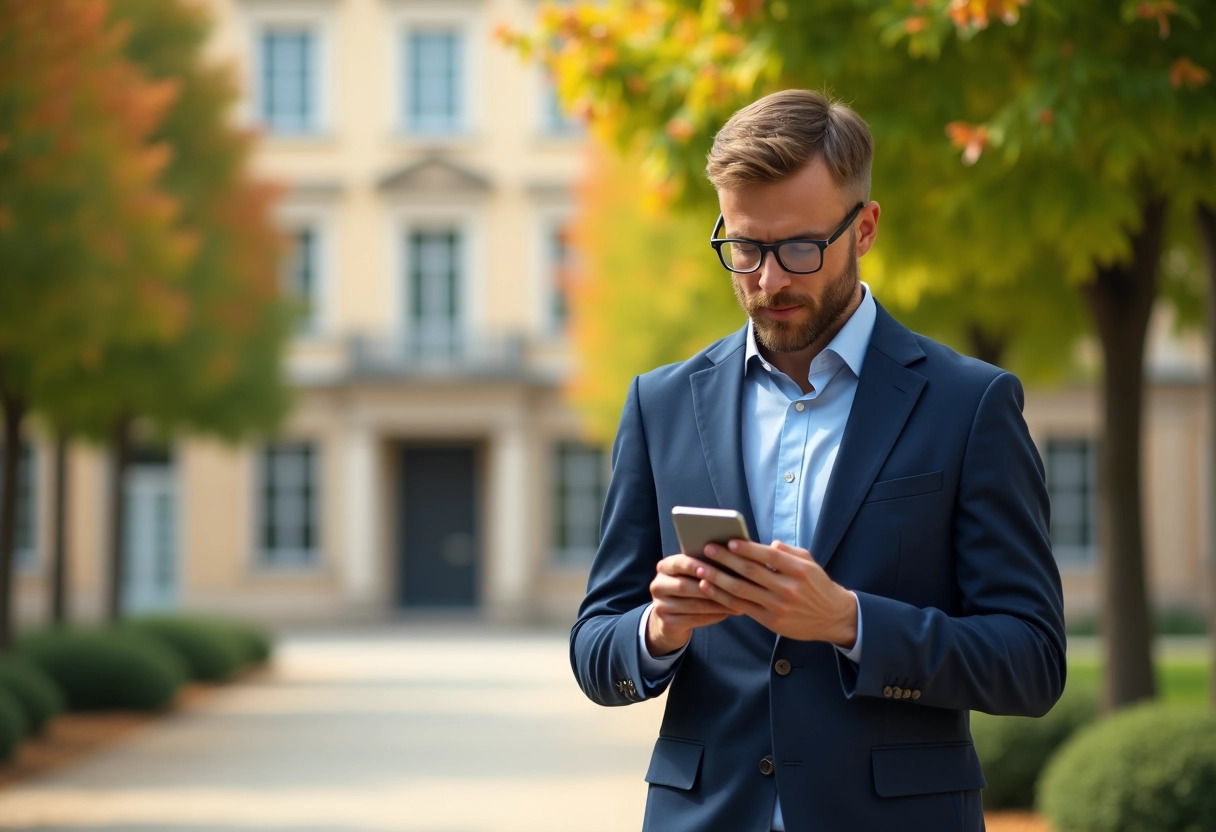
124, 616, 247, 682
972, 683, 1099, 809
0, 688, 27, 761
190, 616, 273, 666
17, 628, 187, 711
1038, 702, 1216, 832
0, 655, 65, 734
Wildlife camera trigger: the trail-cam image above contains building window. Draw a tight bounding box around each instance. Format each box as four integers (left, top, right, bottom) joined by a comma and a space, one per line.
405, 29, 464, 134
258, 27, 318, 134
553, 441, 608, 565
1044, 437, 1097, 568
546, 219, 579, 332
0, 443, 36, 569
258, 442, 319, 568
283, 227, 319, 334
542, 77, 582, 136
408, 229, 463, 357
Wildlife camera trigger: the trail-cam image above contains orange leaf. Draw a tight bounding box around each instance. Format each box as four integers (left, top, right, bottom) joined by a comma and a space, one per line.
1170, 57, 1210, 89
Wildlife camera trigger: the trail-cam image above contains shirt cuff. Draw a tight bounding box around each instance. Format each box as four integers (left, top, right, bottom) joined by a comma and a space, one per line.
833, 591, 863, 665
638, 603, 687, 679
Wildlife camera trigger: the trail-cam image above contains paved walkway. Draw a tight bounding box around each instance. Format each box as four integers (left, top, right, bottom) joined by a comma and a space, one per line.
0, 624, 664, 832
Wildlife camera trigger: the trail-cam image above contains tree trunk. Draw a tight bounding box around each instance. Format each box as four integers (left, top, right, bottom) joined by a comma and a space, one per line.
1195, 201, 1216, 710
0, 393, 26, 653
1083, 197, 1167, 711
50, 430, 70, 626
965, 323, 1008, 368
106, 415, 133, 623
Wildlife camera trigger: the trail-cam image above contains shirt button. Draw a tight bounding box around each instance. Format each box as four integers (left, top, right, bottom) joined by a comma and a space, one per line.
794, 402, 805, 412
784, 472, 795, 483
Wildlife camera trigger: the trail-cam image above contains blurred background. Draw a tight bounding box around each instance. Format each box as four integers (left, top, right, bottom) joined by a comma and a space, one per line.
3, 1, 1216, 829
2, 3, 1216, 825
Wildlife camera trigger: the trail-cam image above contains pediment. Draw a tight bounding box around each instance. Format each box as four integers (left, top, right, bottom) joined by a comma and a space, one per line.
377, 156, 492, 195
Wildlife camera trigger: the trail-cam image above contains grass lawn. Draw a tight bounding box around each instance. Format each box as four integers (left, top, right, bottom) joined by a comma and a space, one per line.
1065, 655, 1212, 705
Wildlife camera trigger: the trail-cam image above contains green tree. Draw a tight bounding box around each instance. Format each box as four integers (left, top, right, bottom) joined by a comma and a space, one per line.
510, 0, 1216, 709
37, 0, 294, 623
0, 0, 191, 647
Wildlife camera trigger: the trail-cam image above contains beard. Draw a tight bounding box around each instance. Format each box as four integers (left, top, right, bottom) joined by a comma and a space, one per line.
733, 233, 861, 355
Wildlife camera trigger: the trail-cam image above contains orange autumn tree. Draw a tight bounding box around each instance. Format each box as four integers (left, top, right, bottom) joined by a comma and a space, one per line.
0, 0, 190, 646
30, 0, 295, 622
511, 0, 1216, 709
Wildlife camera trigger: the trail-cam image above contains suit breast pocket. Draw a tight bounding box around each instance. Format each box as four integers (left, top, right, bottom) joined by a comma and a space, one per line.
863, 471, 943, 504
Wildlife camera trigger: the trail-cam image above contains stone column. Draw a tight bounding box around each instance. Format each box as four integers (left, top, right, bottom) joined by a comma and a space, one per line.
486, 417, 532, 619
342, 422, 379, 610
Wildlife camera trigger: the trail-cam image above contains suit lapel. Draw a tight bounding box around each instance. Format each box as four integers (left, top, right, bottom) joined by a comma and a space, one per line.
811, 305, 927, 569
689, 328, 760, 541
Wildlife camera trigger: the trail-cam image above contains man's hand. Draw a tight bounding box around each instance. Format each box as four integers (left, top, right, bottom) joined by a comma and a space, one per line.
646, 554, 736, 656
696, 539, 858, 648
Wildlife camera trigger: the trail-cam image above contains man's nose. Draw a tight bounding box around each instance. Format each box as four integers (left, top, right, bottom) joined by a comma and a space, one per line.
756, 251, 793, 295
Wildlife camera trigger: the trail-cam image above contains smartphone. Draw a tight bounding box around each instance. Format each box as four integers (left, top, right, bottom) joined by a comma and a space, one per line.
671, 506, 751, 577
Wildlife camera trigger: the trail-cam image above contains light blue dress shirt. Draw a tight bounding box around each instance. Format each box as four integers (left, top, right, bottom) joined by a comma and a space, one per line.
637, 286, 878, 830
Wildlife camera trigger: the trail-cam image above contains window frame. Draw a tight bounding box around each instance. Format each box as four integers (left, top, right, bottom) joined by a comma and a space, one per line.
1043, 436, 1099, 570
387, 202, 486, 351
254, 440, 322, 571
387, 2, 482, 141
0, 441, 39, 571
276, 200, 335, 339
551, 440, 609, 566
242, 3, 335, 138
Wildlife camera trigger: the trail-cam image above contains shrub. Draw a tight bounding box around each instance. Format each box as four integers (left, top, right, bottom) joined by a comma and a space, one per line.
17, 627, 187, 712
0, 688, 27, 761
1038, 702, 1216, 832
210, 617, 274, 666
972, 682, 1099, 809
124, 616, 246, 682
0, 655, 65, 734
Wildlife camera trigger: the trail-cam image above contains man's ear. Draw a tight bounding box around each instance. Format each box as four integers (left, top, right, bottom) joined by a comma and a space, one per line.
855, 201, 880, 258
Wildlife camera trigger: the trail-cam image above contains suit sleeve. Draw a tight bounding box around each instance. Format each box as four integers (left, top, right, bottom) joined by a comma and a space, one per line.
569, 376, 678, 705
839, 371, 1067, 717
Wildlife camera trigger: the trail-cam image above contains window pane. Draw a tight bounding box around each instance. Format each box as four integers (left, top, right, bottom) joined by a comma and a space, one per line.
547, 221, 578, 331
542, 77, 582, 136
1045, 438, 1096, 567
407, 30, 463, 133
259, 442, 318, 566
553, 441, 607, 564
260, 28, 316, 134
0, 443, 37, 568
409, 229, 462, 356
283, 228, 318, 334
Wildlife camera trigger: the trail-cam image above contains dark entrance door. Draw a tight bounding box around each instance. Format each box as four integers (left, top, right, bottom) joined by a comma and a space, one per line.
398, 444, 479, 607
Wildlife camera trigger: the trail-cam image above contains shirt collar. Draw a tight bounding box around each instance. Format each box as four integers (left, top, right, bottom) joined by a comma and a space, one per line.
745, 283, 877, 381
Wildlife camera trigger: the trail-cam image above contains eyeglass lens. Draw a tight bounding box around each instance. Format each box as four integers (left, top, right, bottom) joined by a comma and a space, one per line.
721, 240, 822, 274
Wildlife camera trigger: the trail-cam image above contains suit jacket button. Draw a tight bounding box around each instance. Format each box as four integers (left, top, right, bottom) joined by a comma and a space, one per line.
891, 686, 903, 699
883, 685, 893, 698
902, 688, 912, 699
759, 755, 775, 776
774, 659, 792, 676
911, 690, 921, 700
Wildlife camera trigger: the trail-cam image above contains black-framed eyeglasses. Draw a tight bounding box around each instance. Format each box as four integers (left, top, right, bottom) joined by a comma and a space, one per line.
710, 202, 865, 275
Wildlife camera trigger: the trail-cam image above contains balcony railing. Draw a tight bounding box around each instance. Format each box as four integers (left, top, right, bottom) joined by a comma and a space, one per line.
347, 330, 532, 380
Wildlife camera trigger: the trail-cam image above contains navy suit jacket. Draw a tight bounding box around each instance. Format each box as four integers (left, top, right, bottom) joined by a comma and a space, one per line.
570, 304, 1066, 832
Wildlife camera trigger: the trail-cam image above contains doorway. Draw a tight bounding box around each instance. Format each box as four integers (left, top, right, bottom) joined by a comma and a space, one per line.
398, 444, 480, 607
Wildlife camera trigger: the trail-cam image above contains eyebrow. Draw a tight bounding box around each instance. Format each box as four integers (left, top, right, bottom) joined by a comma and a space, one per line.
728, 228, 825, 243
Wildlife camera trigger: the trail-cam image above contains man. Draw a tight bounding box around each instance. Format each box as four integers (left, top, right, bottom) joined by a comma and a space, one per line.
570, 89, 1066, 832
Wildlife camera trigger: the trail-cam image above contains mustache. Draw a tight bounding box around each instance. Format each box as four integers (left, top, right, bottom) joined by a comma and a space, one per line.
748, 292, 812, 310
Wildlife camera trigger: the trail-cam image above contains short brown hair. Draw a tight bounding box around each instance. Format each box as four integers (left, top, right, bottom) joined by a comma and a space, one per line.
706, 89, 872, 203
